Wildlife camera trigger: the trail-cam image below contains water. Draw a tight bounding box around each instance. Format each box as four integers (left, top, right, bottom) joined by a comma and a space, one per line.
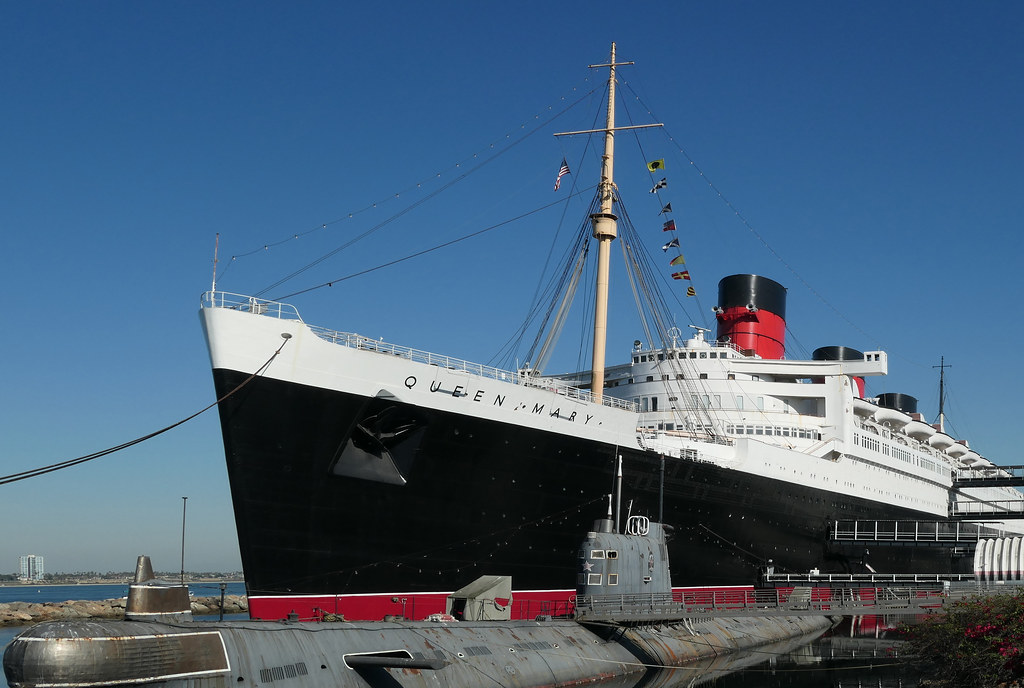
0, 582, 245, 605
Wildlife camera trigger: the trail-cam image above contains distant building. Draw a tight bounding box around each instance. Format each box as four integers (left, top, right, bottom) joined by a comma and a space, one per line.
19, 554, 44, 581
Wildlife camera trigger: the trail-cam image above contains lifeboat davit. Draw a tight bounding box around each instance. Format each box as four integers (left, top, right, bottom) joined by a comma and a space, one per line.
904, 420, 936, 440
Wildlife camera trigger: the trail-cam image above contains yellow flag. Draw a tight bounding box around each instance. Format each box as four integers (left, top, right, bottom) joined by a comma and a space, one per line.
647, 159, 665, 172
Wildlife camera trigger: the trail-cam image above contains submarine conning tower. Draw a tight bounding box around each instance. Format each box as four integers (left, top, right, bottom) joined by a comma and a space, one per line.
715, 274, 787, 359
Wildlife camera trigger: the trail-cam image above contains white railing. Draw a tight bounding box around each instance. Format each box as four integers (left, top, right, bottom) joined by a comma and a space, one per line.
202, 291, 302, 321
953, 500, 1024, 516
831, 520, 1003, 542
202, 291, 637, 412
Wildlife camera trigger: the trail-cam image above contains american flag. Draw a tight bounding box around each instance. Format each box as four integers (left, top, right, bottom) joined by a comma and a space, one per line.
554, 158, 571, 190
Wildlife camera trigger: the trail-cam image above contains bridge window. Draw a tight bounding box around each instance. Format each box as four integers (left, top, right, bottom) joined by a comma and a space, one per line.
588, 574, 603, 586
590, 550, 605, 559
607, 574, 619, 585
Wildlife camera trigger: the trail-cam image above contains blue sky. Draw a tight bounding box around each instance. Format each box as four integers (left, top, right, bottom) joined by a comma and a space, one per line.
2, 2, 1022, 574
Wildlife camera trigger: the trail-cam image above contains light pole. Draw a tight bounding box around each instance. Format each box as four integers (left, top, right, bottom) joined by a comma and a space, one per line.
180, 496, 188, 586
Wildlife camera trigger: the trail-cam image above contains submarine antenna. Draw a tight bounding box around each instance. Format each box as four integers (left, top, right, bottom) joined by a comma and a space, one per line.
659, 453, 665, 523
615, 455, 623, 534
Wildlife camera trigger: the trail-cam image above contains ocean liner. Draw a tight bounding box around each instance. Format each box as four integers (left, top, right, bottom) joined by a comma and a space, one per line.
200, 45, 1024, 621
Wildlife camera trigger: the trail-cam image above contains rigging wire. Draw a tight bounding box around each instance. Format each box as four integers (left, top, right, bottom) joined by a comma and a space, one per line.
216, 80, 600, 285
621, 79, 884, 351
238, 88, 600, 298
271, 187, 595, 302
0, 339, 291, 486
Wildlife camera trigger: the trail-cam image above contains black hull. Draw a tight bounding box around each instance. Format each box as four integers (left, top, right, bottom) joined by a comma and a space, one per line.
213, 369, 965, 597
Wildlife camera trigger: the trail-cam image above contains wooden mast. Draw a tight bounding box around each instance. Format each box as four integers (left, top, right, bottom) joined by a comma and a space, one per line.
589, 43, 620, 404
554, 44, 660, 403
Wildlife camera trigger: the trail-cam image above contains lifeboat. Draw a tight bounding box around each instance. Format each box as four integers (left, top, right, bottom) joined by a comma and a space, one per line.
873, 407, 911, 428
960, 451, 983, 465
852, 398, 876, 417
904, 420, 936, 440
945, 443, 969, 458
928, 432, 956, 450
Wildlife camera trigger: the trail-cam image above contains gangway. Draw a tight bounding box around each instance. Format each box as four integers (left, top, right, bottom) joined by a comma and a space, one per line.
951, 499, 1024, 519
954, 465, 1024, 488
830, 520, 1012, 545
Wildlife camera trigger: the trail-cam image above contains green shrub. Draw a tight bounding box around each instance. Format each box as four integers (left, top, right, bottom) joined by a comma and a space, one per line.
900, 592, 1024, 687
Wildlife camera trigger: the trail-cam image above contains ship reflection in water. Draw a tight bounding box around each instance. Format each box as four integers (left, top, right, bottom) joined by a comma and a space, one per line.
640, 632, 920, 688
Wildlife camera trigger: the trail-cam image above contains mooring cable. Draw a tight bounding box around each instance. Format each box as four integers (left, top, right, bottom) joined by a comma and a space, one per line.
0, 336, 291, 486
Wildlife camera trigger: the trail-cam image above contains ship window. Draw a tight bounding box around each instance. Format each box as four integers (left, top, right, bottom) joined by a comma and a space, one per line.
588, 573, 603, 586
633, 357, 640, 364
577, 549, 586, 559
658, 354, 665, 361
700, 352, 707, 359
699, 373, 708, 380
722, 352, 729, 358
607, 574, 619, 585
577, 573, 587, 585
709, 352, 717, 358
646, 376, 654, 382
676, 374, 684, 380
607, 550, 618, 559
590, 550, 605, 559
728, 374, 735, 380
651, 397, 659, 411
689, 352, 697, 359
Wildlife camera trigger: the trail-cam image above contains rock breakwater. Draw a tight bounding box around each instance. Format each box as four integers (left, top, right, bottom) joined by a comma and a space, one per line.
0, 595, 247, 627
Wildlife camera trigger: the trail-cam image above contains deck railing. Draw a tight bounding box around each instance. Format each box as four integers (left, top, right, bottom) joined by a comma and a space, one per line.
573, 585, 950, 619
202, 291, 637, 412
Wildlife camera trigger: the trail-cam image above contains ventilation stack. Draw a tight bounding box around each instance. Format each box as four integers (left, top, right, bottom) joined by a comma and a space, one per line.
813, 346, 866, 397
